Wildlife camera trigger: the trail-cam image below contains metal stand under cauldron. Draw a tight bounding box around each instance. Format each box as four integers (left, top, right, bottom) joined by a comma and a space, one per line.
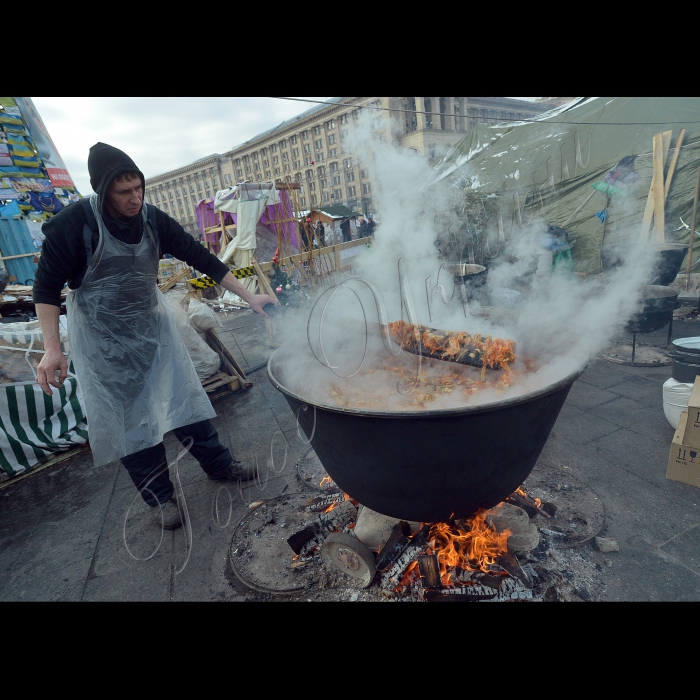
600, 285, 680, 367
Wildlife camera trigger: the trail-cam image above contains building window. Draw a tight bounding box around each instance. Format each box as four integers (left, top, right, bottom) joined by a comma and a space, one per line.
306, 170, 313, 181
292, 148, 299, 158
363, 183, 372, 194
237, 169, 242, 177
284, 164, 290, 172
294, 160, 300, 169
346, 171, 355, 182
271, 144, 277, 152
234, 159, 240, 166
304, 144, 311, 154
305, 157, 312, 166
333, 175, 341, 185
273, 156, 279, 164
252, 152, 258, 160
254, 163, 260, 171
301, 130, 309, 140
295, 172, 302, 182
309, 182, 316, 191
290, 135, 297, 144
311, 194, 317, 205
283, 152, 289, 161
315, 139, 323, 150
329, 148, 337, 157
360, 169, 368, 178
280, 139, 287, 148
300, 196, 306, 206
326, 119, 336, 130
266, 170, 271, 178
340, 114, 348, 124
313, 125, 322, 135
320, 179, 328, 188
243, 155, 249, 163
344, 158, 353, 169
328, 134, 336, 145
347, 186, 356, 197
263, 158, 269, 167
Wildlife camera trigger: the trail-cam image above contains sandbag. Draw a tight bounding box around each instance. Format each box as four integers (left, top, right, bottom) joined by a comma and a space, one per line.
187, 298, 219, 334
164, 291, 221, 380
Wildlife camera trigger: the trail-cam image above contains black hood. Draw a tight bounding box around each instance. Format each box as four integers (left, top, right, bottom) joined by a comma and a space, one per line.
88, 142, 145, 218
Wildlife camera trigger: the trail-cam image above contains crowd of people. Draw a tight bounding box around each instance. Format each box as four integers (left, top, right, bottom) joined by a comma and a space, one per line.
298, 213, 377, 250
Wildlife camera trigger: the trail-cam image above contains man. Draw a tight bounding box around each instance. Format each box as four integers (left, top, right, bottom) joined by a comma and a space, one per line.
33, 143, 275, 530
357, 215, 368, 239
340, 217, 351, 243
366, 214, 377, 238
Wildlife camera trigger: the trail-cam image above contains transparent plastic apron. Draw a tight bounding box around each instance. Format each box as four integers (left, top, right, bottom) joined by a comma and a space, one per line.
66, 195, 215, 467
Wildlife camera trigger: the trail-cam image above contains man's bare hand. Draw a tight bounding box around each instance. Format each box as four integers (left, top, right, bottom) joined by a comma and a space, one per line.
36, 347, 68, 396
249, 293, 278, 318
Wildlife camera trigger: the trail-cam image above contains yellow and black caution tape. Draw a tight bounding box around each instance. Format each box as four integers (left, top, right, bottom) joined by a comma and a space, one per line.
232, 265, 255, 279
189, 265, 256, 289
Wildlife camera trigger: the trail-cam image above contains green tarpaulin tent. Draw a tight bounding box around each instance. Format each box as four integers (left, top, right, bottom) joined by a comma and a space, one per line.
434, 97, 700, 274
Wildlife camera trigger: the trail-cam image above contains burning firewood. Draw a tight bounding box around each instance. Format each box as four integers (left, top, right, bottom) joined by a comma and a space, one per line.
387, 320, 516, 377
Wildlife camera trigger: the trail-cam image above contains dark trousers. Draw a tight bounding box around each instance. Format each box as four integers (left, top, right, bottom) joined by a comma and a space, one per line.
121, 420, 231, 507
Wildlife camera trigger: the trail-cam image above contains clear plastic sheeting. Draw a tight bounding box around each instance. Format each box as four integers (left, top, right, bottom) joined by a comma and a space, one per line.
66, 194, 215, 468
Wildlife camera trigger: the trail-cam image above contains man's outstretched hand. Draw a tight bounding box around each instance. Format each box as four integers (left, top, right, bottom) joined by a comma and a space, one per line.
249, 293, 278, 318
36, 346, 68, 396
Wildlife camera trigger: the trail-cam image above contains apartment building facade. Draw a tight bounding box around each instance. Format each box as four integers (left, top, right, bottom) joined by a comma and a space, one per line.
145, 97, 552, 236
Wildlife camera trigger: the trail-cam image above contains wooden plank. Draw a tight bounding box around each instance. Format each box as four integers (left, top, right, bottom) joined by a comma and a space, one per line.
0, 445, 90, 492
651, 132, 667, 243
662, 130, 672, 165
0, 252, 40, 261
205, 329, 251, 388
664, 128, 686, 200
158, 266, 193, 293
252, 260, 279, 303
686, 166, 700, 290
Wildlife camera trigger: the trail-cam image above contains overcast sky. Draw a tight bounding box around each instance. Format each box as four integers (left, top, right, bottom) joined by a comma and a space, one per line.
31, 97, 537, 196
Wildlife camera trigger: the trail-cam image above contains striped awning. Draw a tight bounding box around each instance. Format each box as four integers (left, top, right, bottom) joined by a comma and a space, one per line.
0, 376, 88, 481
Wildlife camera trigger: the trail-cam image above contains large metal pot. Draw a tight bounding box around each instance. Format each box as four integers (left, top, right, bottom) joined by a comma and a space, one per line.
669, 355, 700, 383
268, 346, 586, 522
624, 285, 679, 334
601, 243, 688, 286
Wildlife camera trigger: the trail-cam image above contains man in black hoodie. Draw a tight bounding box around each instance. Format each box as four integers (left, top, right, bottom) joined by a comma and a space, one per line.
34, 143, 275, 530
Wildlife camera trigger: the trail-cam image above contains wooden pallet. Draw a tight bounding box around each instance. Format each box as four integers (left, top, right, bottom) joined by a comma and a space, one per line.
201, 328, 251, 399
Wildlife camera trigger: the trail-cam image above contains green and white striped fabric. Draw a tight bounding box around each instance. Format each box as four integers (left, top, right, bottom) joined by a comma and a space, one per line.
0, 375, 88, 481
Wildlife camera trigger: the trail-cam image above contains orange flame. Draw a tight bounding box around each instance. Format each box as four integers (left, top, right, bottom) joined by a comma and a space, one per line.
428, 510, 510, 584
395, 560, 420, 593
515, 486, 542, 509
320, 476, 333, 489
323, 493, 350, 513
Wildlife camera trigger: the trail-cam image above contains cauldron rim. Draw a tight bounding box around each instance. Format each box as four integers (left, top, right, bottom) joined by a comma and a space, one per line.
267, 348, 588, 419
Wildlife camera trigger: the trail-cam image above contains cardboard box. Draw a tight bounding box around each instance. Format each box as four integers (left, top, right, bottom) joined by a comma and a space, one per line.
668, 411, 700, 488
683, 377, 700, 448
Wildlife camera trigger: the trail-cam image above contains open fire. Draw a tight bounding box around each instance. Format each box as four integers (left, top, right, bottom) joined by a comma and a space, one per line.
286, 476, 551, 601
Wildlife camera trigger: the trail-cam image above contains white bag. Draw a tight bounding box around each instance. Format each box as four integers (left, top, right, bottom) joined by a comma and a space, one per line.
663, 377, 694, 429
164, 292, 221, 380
187, 298, 219, 334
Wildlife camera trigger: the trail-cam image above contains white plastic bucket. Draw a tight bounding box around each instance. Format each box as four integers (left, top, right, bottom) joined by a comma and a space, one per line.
663, 377, 694, 429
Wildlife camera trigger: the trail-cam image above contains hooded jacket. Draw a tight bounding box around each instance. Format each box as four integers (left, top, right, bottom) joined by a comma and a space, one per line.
33, 142, 229, 307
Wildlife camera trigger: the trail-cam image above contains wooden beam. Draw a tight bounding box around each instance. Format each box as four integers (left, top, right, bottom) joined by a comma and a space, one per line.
664, 129, 686, 200
651, 132, 667, 243
0, 251, 40, 261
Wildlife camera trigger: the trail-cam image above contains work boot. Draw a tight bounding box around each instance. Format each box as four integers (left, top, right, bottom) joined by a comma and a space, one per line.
208, 460, 257, 483
151, 497, 183, 530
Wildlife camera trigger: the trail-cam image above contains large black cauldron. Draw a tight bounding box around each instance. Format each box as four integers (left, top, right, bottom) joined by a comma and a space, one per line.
268, 348, 586, 522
